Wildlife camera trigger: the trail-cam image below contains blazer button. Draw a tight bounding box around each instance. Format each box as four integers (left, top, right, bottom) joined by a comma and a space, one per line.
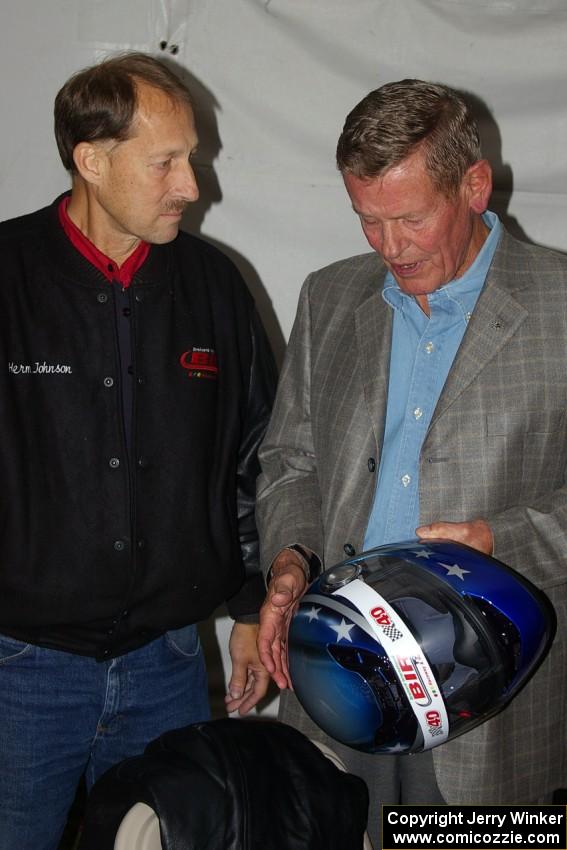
343, 543, 356, 557
367, 457, 376, 473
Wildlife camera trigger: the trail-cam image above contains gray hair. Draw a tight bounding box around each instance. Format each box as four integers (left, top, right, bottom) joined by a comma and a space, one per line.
336, 79, 482, 195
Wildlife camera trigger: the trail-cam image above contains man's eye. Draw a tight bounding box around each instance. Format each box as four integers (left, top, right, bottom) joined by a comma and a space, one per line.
156, 159, 171, 170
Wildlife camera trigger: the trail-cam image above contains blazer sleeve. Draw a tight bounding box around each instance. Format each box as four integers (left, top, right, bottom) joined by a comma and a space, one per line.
256, 275, 325, 576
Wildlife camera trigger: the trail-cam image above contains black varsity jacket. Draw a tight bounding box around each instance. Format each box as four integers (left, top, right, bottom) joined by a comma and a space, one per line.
0, 196, 277, 658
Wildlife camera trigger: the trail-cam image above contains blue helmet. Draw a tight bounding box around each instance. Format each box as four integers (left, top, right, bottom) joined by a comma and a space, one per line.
288, 541, 555, 754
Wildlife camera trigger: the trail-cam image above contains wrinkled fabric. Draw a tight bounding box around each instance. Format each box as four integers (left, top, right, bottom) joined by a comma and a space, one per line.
79, 718, 369, 850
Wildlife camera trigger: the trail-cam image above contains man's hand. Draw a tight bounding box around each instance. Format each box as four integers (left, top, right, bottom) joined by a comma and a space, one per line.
257, 550, 309, 690
416, 518, 494, 554
224, 622, 271, 716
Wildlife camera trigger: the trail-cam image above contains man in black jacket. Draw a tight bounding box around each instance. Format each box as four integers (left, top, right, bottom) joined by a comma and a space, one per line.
0, 52, 276, 850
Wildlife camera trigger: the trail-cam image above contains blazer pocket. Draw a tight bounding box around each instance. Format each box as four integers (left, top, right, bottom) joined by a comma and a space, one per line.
487, 409, 567, 437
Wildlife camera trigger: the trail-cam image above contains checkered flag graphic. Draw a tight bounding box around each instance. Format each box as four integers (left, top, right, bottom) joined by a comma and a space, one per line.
380, 623, 404, 642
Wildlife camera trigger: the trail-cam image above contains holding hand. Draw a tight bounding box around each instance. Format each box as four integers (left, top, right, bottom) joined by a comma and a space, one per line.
224, 622, 272, 715
257, 551, 309, 690
416, 518, 494, 555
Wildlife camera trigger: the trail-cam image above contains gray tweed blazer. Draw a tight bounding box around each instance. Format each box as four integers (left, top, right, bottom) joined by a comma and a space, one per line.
257, 226, 567, 805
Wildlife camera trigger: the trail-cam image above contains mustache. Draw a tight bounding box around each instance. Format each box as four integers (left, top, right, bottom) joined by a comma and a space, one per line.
163, 200, 189, 214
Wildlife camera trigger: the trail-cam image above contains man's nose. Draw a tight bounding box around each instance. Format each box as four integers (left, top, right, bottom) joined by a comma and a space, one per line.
175, 160, 199, 203
380, 221, 405, 260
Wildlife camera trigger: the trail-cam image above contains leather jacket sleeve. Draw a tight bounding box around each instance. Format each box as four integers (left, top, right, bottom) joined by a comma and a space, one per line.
226, 305, 278, 619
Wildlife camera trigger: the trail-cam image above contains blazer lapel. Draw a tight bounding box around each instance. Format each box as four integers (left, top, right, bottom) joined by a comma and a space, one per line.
431, 267, 528, 426
355, 290, 392, 452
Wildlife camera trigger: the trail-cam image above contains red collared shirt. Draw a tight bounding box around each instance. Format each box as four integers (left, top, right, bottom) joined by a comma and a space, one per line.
58, 196, 150, 286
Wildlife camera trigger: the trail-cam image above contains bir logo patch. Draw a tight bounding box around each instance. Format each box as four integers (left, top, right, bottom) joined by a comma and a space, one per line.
179, 347, 218, 380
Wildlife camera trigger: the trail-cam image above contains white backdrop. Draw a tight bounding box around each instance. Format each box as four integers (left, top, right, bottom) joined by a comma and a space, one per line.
2, 0, 566, 715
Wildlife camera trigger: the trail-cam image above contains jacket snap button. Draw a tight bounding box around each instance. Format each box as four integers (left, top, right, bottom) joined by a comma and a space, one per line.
343, 543, 356, 556
109, 457, 120, 469
97, 292, 108, 304
103, 376, 114, 388
113, 539, 126, 552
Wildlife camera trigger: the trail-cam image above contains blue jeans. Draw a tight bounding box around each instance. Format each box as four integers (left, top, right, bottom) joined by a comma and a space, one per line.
0, 625, 211, 850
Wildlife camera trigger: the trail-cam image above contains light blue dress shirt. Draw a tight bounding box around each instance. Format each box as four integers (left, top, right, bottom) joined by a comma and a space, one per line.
363, 211, 502, 549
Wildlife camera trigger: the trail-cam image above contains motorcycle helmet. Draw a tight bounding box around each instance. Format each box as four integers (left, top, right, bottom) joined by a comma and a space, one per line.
288, 540, 555, 754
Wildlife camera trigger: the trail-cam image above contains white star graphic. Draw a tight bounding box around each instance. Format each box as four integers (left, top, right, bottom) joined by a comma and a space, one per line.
381, 743, 407, 754
414, 547, 436, 559
438, 562, 470, 581
307, 606, 321, 622
329, 618, 354, 643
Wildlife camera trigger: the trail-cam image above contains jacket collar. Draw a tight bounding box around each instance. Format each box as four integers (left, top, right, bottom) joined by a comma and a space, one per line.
44, 193, 172, 290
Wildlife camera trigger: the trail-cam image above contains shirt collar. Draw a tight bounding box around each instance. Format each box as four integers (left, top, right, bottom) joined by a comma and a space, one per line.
383, 210, 502, 318
58, 195, 150, 287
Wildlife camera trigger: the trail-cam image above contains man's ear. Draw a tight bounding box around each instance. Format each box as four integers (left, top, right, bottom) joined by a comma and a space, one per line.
465, 159, 492, 215
72, 142, 108, 185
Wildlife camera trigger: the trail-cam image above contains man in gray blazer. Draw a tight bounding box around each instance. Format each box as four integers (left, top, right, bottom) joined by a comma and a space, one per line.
256, 79, 567, 846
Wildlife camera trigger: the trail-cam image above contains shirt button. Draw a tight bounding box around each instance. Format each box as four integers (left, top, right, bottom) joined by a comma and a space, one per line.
401, 474, 411, 487
413, 407, 423, 420
425, 341, 435, 354
137, 538, 146, 550
113, 539, 126, 552
137, 457, 149, 469
97, 292, 108, 304
109, 457, 120, 469
103, 376, 114, 388
367, 457, 376, 473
